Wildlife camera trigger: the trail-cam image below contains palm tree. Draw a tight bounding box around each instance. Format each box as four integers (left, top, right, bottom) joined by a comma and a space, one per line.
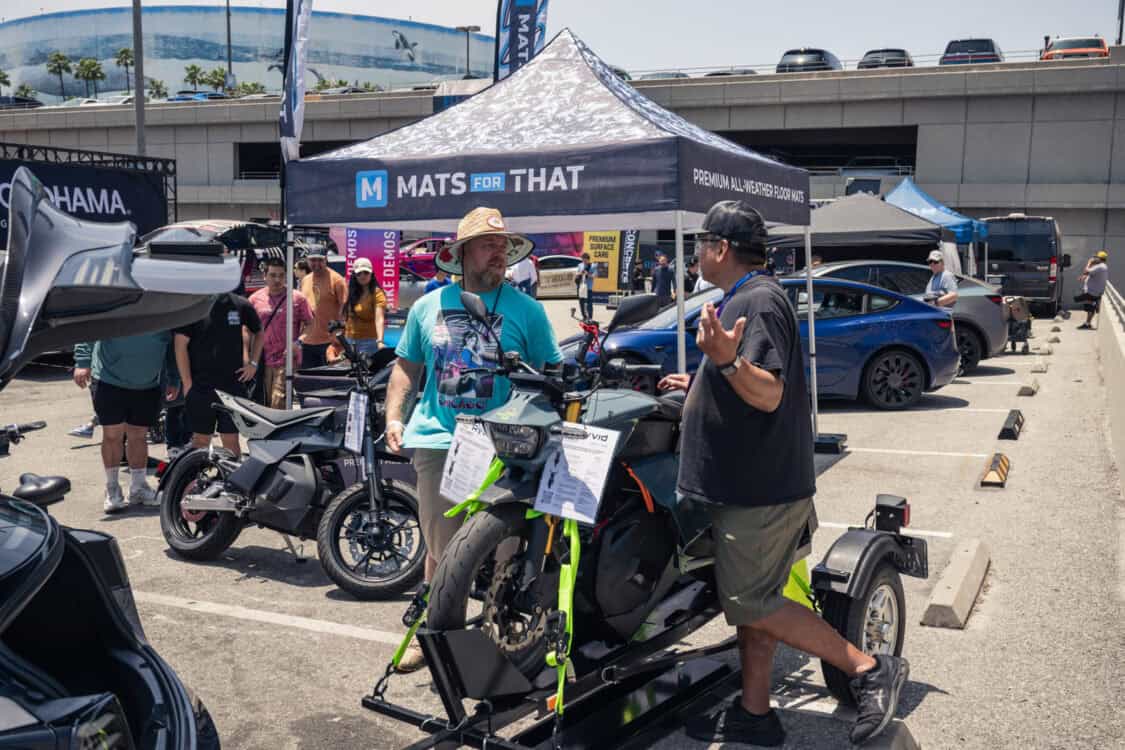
146, 78, 168, 99
183, 64, 204, 92
234, 81, 266, 96
75, 58, 106, 98
205, 67, 227, 92
15, 84, 36, 99
0, 69, 9, 95
46, 52, 72, 99
115, 47, 134, 94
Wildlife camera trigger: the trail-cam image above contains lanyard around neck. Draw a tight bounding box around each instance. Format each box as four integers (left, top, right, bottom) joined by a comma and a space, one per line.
717, 269, 768, 315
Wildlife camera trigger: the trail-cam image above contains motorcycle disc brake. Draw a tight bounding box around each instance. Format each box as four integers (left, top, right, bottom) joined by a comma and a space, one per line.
483, 558, 548, 655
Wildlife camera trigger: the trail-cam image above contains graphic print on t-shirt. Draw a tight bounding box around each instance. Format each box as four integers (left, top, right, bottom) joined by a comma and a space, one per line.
432, 309, 502, 410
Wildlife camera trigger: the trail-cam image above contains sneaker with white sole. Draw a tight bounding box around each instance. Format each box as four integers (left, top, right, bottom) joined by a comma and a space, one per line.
128, 484, 159, 507
104, 485, 129, 513
69, 422, 96, 439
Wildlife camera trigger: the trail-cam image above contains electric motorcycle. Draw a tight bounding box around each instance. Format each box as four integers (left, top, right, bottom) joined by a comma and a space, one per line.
157, 329, 425, 600
423, 292, 929, 706
0, 166, 240, 747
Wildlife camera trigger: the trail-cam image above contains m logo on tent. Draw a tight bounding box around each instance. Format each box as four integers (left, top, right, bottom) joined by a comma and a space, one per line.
356, 171, 389, 208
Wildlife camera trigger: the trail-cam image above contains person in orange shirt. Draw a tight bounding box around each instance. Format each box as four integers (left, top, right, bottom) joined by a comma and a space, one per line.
344, 257, 387, 355
298, 249, 347, 368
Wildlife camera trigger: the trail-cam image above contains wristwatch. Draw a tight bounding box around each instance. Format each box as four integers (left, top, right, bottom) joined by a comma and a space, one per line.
717, 357, 740, 376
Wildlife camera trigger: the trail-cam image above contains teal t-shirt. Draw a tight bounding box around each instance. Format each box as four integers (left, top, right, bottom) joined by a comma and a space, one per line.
396, 283, 563, 449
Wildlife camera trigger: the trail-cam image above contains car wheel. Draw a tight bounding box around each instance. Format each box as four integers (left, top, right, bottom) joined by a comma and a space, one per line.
956, 327, 983, 373
862, 349, 924, 410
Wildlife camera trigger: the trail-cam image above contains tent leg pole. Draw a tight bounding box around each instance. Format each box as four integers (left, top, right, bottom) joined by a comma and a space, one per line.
675, 211, 687, 375
285, 226, 294, 409
804, 228, 844, 454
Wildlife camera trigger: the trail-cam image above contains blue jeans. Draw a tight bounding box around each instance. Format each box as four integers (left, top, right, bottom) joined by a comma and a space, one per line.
347, 337, 381, 355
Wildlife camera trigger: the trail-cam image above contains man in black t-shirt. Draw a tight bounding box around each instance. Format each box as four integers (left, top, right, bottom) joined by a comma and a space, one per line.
651, 253, 674, 307
658, 201, 908, 747
174, 293, 263, 457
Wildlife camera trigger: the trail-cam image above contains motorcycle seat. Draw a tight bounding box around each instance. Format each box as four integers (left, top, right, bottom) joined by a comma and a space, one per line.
230, 396, 334, 427
654, 389, 685, 420
12, 473, 70, 507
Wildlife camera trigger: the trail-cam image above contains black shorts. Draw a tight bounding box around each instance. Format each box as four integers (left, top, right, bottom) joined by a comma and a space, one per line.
1074, 293, 1102, 313
91, 380, 161, 428
185, 383, 240, 436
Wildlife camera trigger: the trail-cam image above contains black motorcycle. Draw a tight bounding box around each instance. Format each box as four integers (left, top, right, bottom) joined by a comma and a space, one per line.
0, 166, 240, 747
157, 331, 425, 600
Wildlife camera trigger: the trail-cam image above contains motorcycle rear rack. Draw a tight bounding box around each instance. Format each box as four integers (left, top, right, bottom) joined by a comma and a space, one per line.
362, 580, 743, 749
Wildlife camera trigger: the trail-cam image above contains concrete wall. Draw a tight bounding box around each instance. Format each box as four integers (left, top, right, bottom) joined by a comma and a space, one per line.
1097, 283, 1125, 489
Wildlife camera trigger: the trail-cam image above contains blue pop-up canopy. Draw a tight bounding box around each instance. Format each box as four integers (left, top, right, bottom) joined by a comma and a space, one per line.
885, 177, 987, 244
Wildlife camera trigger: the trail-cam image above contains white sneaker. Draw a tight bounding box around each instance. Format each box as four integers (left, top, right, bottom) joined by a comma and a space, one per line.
128, 483, 159, 507
104, 485, 128, 513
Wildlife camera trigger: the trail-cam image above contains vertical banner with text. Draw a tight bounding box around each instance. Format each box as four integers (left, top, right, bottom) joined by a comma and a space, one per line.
583, 231, 621, 294
618, 230, 639, 289
345, 228, 401, 309
494, 0, 550, 82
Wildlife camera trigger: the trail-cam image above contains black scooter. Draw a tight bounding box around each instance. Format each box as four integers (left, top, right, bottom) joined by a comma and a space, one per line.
157, 331, 426, 600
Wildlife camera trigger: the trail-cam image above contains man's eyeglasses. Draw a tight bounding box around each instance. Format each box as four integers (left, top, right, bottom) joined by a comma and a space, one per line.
693, 234, 724, 252
928, 260, 942, 265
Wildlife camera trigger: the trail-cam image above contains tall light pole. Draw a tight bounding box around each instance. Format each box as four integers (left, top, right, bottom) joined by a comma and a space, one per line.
1118, 0, 1124, 45
225, 0, 234, 87
131, 0, 145, 155
455, 25, 480, 79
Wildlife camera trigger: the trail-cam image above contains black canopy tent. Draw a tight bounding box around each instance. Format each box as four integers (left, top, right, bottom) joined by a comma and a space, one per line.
283, 29, 830, 430
769, 192, 952, 266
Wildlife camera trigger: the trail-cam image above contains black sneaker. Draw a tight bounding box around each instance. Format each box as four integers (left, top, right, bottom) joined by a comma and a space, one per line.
849, 655, 909, 745
684, 702, 785, 746
1077, 323, 1093, 330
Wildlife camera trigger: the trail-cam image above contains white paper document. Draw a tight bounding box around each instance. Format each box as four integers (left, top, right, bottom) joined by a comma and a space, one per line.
440, 420, 498, 503
344, 392, 368, 454
534, 424, 621, 524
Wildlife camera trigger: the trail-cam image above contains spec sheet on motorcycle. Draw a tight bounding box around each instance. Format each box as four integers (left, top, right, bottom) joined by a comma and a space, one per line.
440, 420, 497, 503
534, 424, 621, 525
345, 392, 369, 454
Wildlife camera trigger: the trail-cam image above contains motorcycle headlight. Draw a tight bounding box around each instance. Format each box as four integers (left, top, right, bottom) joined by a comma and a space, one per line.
488, 423, 542, 459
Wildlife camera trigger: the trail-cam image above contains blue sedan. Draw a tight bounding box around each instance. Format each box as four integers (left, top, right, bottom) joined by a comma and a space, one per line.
570, 278, 960, 410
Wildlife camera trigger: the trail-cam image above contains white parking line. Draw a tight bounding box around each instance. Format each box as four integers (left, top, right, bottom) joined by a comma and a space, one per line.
848, 447, 988, 459
134, 591, 402, 644
819, 521, 954, 539
949, 380, 1025, 386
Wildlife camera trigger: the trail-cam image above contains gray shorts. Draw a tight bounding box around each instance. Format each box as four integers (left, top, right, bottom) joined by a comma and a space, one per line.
412, 447, 464, 566
709, 497, 817, 626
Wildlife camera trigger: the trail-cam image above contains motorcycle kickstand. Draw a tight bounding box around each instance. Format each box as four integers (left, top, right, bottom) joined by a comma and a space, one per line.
282, 534, 309, 564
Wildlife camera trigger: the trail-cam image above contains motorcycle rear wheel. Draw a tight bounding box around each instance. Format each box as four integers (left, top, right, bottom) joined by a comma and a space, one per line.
160, 449, 243, 561
427, 503, 548, 679
820, 562, 905, 706
316, 480, 425, 600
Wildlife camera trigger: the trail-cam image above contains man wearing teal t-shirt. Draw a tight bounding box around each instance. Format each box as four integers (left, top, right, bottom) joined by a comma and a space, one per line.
385, 207, 562, 672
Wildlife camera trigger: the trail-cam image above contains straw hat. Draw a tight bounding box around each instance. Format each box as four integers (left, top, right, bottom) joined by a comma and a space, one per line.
435, 207, 534, 275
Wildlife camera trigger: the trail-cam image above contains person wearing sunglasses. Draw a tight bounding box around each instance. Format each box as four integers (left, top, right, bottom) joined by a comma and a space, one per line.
924, 250, 959, 308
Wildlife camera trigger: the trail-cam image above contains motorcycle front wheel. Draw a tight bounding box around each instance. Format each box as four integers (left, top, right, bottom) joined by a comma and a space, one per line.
160, 449, 243, 561
427, 503, 550, 679
820, 562, 906, 706
316, 480, 425, 600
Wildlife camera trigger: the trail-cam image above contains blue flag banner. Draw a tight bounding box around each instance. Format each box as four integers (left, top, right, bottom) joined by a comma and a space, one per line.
494, 0, 550, 81
279, 0, 314, 163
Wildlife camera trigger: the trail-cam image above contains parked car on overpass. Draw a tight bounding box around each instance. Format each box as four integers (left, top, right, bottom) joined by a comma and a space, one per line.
637, 71, 690, 80
564, 279, 960, 410
857, 48, 915, 69
703, 68, 758, 76
939, 38, 1004, 65
776, 48, 843, 73
793, 260, 1006, 372
1040, 36, 1109, 60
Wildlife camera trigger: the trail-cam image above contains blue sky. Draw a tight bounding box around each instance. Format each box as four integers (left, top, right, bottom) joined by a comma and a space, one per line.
2, 1, 1117, 71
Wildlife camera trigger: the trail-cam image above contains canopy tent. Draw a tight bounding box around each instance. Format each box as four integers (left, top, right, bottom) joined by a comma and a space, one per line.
283, 29, 835, 438
769, 192, 945, 248
884, 177, 988, 245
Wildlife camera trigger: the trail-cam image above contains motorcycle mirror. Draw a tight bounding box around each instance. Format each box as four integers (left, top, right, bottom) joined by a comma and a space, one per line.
460, 291, 490, 326
607, 293, 660, 333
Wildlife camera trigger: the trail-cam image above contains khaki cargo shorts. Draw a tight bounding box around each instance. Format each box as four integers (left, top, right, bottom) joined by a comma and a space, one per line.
708, 497, 817, 626
412, 447, 464, 566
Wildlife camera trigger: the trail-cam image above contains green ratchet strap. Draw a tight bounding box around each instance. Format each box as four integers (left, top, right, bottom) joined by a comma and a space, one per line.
390, 590, 429, 669
444, 458, 506, 519
546, 518, 581, 717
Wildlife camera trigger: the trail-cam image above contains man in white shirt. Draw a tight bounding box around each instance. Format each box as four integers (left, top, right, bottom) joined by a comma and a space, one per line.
510, 256, 539, 297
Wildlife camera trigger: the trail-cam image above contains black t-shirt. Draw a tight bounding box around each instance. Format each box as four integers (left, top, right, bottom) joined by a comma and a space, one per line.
175, 293, 262, 388
677, 276, 815, 507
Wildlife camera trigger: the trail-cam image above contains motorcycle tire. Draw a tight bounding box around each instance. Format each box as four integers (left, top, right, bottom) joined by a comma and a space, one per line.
159, 449, 243, 561
194, 703, 222, 750
820, 562, 906, 706
316, 480, 426, 600
427, 503, 547, 679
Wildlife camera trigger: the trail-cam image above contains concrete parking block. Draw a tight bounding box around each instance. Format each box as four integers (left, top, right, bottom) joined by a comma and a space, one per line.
1047, 335, 1061, 343
1018, 379, 1040, 396
1050, 325, 1061, 332
1031, 359, 1049, 373
1032, 345, 1053, 355
921, 538, 990, 629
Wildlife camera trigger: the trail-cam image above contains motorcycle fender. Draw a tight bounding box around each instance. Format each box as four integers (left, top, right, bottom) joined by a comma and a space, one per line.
811, 528, 919, 599
477, 473, 539, 505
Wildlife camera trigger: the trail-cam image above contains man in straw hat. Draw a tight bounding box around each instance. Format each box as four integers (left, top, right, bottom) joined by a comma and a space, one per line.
384, 207, 563, 672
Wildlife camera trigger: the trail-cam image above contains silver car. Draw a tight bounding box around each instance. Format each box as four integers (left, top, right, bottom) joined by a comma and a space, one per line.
802, 260, 1007, 372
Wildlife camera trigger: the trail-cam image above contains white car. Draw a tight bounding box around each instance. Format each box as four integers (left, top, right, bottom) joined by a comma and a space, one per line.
534, 255, 584, 299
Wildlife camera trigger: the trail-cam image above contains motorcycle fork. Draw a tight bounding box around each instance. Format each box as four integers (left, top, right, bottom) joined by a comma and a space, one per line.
362, 426, 386, 515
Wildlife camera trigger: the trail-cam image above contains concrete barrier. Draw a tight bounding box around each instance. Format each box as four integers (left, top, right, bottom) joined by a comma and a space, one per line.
921, 538, 991, 629
1018, 380, 1040, 396
1098, 283, 1125, 485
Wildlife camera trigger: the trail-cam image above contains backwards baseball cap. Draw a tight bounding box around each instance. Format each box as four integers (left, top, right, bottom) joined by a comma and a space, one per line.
927, 250, 944, 262
689, 200, 769, 247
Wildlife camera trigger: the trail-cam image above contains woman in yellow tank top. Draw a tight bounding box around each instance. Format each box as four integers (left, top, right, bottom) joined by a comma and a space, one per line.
344, 257, 387, 355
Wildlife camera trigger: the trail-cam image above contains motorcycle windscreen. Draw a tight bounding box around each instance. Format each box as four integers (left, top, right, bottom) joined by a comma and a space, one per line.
0, 167, 240, 383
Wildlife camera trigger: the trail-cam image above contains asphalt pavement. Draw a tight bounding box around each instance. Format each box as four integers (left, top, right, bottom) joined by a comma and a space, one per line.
2, 304, 1122, 749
